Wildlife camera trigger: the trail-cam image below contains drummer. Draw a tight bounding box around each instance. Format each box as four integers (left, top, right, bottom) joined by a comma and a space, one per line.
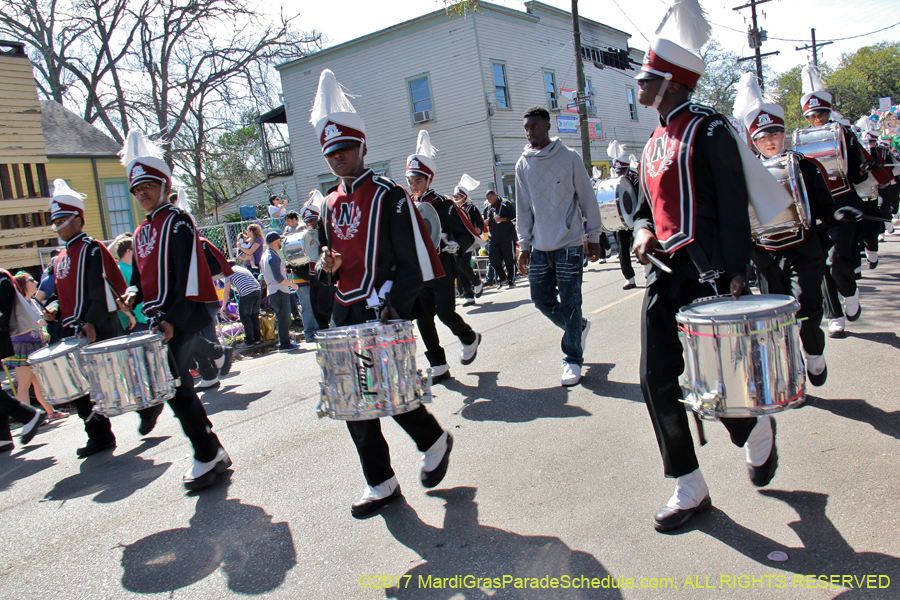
799, 65, 869, 338
607, 140, 639, 290
451, 176, 485, 306
406, 131, 483, 383
47, 180, 161, 458
119, 131, 231, 492
312, 69, 453, 518
734, 73, 858, 386
301, 195, 332, 333
632, 15, 778, 532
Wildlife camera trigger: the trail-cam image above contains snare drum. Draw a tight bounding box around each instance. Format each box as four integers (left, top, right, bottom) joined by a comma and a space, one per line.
315, 320, 431, 420
27, 337, 90, 405
792, 123, 847, 179
677, 294, 805, 420
595, 176, 638, 232
80, 332, 177, 417
282, 232, 309, 267
755, 154, 813, 242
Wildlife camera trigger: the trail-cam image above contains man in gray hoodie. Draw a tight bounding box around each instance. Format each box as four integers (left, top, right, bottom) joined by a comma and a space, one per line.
515, 106, 604, 386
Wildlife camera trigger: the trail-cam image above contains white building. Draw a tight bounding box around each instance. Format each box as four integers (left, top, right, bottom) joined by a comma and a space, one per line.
275, 1, 659, 202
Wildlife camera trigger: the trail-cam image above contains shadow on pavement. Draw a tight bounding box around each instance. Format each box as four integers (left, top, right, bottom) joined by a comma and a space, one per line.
846, 331, 900, 352
806, 396, 900, 441
695, 490, 899, 598
442, 372, 591, 422
120, 472, 296, 595
44, 437, 171, 503
201, 387, 271, 416
465, 298, 532, 315
381, 486, 623, 599
0, 443, 57, 492
578, 363, 644, 403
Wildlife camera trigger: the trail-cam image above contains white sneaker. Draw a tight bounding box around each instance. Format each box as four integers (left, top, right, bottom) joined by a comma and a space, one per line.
420, 431, 449, 473
828, 317, 845, 338
561, 362, 582, 386
356, 476, 399, 504
745, 415, 774, 467
196, 378, 219, 390
460, 333, 481, 365
473, 282, 484, 298
865, 249, 878, 267
664, 469, 709, 511
183, 446, 232, 491
842, 291, 860, 320
581, 319, 591, 353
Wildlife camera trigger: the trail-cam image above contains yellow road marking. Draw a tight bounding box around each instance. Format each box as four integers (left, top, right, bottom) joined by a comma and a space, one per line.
589, 289, 643, 315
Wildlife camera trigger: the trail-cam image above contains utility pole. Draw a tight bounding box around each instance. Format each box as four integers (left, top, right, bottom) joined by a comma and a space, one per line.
571, 0, 592, 173
795, 28, 833, 66
733, 0, 778, 89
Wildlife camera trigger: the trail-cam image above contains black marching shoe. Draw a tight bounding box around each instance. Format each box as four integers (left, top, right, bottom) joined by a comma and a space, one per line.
183, 447, 232, 492
748, 420, 779, 487
807, 365, 827, 387
20, 410, 46, 445
217, 347, 234, 377
654, 495, 712, 533
421, 433, 454, 489
138, 404, 165, 436
77, 437, 116, 458
351, 484, 402, 519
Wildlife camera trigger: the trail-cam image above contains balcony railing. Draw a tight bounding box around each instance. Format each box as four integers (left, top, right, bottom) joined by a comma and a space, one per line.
264, 144, 293, 178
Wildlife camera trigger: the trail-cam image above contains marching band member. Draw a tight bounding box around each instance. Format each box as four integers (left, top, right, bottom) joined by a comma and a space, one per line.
0, 269, 45, 452
451, 176, 485, 306
301, 194, 332, 332
48, 180, 161, 457
799, 66, 869, 338
607, 140, 639, 290
857, 117, 900, 245
406, 132, 482, 383
119, 131, 231, 491
734, 73, 858, 387
632, 0, 781, 532
312, 70, 453, 518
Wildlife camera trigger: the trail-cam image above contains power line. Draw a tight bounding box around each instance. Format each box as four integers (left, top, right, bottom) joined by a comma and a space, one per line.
611, 0, 650, 44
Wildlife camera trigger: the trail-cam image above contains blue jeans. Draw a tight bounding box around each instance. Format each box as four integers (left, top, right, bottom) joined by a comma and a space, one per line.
296, 285, 317, 341
529, 245, 585, 366
268, 291, 293, 348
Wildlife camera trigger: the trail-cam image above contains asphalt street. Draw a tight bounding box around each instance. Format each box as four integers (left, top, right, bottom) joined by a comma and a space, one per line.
2, 241, 899, 600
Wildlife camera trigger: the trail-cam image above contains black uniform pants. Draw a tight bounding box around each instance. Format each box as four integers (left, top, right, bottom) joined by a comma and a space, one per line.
415, 275, 477, 367
309, 275, 333, 330
456, 251, 482, 299
755, 244, 826, 356
0, 389, 39, 443
821, 222, 858, 319
336, 303, 444, 487
860, 199, 884, 252
139, 332, 221, 462
193, 335, 224, 381
640, 261, 758, 479
488, 239, 516, 284
615, 230, 635, 280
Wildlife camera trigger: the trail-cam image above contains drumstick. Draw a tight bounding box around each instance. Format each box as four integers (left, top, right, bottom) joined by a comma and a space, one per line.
646, 253, 673, 274
102, 273, 135, 317
860, 214, 892, 223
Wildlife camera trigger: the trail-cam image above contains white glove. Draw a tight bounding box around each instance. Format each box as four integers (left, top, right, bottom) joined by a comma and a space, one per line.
443, 241, 460, 254
834, 207, 863, 223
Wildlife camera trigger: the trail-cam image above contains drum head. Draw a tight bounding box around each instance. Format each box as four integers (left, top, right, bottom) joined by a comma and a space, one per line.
282, 232, 309, 267
28, 336, 85, 361
677, 294, 798, 324
82, 332, 165, 354
616, 177, 639, 228
416, 202, 441, 249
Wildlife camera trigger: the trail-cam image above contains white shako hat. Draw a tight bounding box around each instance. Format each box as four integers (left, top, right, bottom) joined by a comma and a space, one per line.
301, 190, 324, 222
49, 179, 86, 221
453, 174, 480, 199
607, 140, 629, 168
119, 130, 171, 192
636, 0, 710, 96
800, 64, 833, 116
733, 72, 785, 140
310, 69, 366, 156
406, 130, 438, 180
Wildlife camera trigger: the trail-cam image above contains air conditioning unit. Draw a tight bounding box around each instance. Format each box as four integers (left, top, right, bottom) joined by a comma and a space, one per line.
587, 105, 597, 117
549, 98, 560, 111
413, 109, 433, 124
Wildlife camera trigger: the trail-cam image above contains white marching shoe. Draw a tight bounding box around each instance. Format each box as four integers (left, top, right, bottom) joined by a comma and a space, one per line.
461, 333, 481, 365
183, 446, 232, 491
806, 354, 827, 386
745, 415, 778, 487
842, 291, 861, 321
653, 469, 711, 532
351, 476, 402, 519
827, 317, 845, 338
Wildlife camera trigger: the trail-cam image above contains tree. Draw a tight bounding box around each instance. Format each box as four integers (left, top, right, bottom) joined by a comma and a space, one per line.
693, 39, 758, 116
828, 42, 900, 120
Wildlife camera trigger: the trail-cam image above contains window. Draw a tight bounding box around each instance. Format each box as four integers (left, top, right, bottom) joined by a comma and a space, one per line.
368, 160, 392, 180
544, 72, 559, 110
627, 87, 639, 121
501, 172, 516, 201
492, 63, 510, 109
580, 45, 633, 71
407, 75, 434, 123
104, 182, 132, 237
